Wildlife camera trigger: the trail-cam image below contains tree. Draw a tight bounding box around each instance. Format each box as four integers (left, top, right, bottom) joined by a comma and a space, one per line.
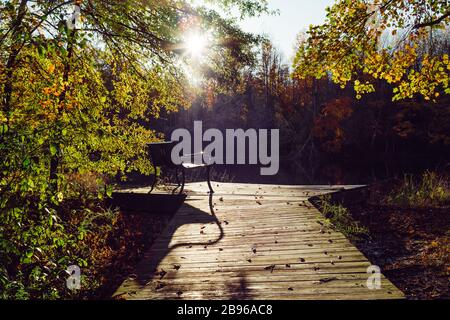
293, 0, 450, 101
0, 0, 267, 299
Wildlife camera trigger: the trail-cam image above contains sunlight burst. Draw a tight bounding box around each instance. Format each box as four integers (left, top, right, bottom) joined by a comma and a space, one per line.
184, 32, 209, 59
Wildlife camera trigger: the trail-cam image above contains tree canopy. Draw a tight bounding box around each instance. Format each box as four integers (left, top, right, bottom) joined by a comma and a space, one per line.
293, 0, 450, 101
0, 0, 267, 299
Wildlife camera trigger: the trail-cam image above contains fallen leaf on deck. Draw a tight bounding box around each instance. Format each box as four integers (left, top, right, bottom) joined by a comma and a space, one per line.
173, 265, 181, 270
264, 265, 276, 273
286, 264, 291, 268
112, 293, 127, 300
319, 277, 338, 283
299, 258, 306, 262
288, 287, 294, 291
177, 291, 183, 296
155, 283, 165, 290
157, 269, 167, 280
256, 201, 262, 205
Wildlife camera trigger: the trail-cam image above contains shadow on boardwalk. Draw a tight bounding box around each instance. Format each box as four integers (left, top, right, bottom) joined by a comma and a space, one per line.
112, 192, 229, 294
113, 183, 403, 300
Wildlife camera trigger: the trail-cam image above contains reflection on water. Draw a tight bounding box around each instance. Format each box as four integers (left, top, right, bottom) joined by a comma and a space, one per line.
122, 154, 448, 188
210, 155, 448, 185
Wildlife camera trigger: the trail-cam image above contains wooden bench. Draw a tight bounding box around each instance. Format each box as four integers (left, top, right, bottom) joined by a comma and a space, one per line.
148, 142, 214, 194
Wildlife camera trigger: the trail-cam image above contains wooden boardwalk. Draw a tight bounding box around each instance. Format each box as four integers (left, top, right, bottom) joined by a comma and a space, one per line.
114, 182, 404, 300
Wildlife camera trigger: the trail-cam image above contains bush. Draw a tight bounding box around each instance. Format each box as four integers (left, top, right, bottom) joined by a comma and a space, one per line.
317, 196, 368, 239
386, 171, 450, 208
0, 169, 119, 299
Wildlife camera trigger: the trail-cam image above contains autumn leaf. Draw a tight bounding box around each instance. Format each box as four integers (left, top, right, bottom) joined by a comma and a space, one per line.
47, 64, 55, 74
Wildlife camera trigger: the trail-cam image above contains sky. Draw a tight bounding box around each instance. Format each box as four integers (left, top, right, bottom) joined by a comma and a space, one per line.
237, 0, 335, 61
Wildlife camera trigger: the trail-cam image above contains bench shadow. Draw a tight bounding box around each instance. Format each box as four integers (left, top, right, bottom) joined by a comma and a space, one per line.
109, 192, 187, 215
227, 272, 252, 300
111, 191, 225, 295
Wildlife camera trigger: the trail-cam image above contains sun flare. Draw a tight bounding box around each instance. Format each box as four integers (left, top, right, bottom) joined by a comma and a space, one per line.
184, 32, 209, 59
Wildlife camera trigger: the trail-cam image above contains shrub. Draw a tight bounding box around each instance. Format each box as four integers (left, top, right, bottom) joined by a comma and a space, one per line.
317, 196, 368, 239
386, 171, 450, 208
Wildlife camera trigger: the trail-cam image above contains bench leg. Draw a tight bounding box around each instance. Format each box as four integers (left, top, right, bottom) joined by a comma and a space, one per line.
149, 168, 158, 193
179, 168, 185, 195
172, 167, 183, 195
206, 166, 214, 194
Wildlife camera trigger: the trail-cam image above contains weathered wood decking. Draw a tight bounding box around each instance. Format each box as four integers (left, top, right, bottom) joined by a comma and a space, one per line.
114, 182, 404, 300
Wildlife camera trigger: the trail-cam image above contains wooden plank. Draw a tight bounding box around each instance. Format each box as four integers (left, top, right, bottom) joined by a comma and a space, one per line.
114, 182, 404, 300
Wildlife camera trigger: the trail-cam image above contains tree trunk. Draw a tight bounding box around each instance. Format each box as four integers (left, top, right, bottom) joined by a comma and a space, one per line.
50, 14, 76, 189
2, 0, 29, 119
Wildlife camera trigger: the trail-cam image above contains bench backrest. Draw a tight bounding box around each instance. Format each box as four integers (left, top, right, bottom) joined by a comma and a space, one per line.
148, 142, 177, 168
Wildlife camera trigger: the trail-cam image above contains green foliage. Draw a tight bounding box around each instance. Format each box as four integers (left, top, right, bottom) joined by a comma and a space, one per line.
203, 0, 272, 18
0, 0, 264, 299
317, 196, 368, 239
293, 0, 450, 101
386, 171, 450, 207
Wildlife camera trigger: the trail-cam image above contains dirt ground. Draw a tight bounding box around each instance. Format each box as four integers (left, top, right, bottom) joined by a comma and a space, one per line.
346, 184, 449, 300
82, 212, 173, 299
84, 182, 449, 300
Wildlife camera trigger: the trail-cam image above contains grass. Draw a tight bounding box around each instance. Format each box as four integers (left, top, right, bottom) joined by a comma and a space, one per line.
386, 171, 450, 208
317, 195, 368, 240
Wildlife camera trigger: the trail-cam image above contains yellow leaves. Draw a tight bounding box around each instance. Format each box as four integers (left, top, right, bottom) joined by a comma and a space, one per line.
392, 54, 450, 101
429, 241, 439, 249
43, 87, 52, 95
48, 64, 55, 74
292, 0, 450, 101
39, 99, 52, 109
443, 54, 450, 71
354, 80, 375, 98
0, 112, 7, 123
42, 85, 63, 97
